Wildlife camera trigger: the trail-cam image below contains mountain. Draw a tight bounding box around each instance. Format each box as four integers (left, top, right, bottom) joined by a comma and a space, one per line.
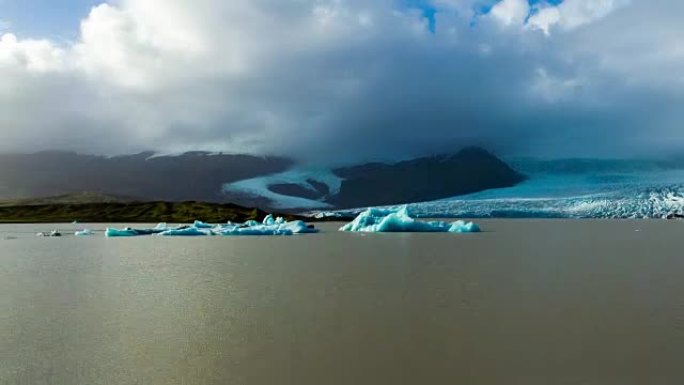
0, 192, 134, 207
0, 148, 524, 211
0, 151, 292, 202
224, 147, 526, 210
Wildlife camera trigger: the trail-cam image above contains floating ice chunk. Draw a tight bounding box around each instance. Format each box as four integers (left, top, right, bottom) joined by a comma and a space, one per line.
215, 225, 293, 236
103, 217, 319, 237
37, 230, 62, 237
449, 221, 481, 233
262, 214, 289, 226
105, 227, 167, 237
281, 220, 319, 234
192, 220, 214, 229
263, 214, 275, 225
312, 211, 347, 219
340, 206, 480, 233
106, 228, 140, 237
74, 229, 94, 236
159, 227, 212, 236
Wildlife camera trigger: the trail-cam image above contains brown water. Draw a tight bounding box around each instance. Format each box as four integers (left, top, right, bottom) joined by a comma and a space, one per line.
1, 220, 684, 385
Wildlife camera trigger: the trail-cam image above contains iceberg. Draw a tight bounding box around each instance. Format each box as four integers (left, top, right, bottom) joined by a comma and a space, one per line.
192, 220, 214, 229
104, 217, 319, 237
213, 225, 293, 236
339, 206, 480, 233
105, 228, 141, 237
279, 220, 319, 234
37, 230, 62, 237
159, 227, 212, 236
448, 221, 481, 233
74, 229, 94, 236
105, 227, 167, 237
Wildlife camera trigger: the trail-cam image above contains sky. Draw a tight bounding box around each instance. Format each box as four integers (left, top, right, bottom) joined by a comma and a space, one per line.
0, 0, 683, 163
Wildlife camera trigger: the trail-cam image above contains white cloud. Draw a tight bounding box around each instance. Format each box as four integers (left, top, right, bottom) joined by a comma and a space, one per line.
527, 0, 629, 35
555, 0, 629, 30
0, 0, 682, 161
527, 6, 561, 35
0, 33, 65, 72
488, 0, 529, 27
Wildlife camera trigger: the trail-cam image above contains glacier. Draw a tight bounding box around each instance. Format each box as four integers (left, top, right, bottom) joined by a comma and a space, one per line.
340, 206, 480, 233
223, 167, 342, 209
322, 161, 684, 219
105, 216, 319, 237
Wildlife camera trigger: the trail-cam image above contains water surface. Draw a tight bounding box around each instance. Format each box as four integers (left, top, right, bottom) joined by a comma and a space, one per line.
2, 221, 684, 384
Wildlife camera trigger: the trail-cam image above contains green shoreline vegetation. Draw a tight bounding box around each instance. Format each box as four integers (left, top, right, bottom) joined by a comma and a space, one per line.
0, 198, 299, 224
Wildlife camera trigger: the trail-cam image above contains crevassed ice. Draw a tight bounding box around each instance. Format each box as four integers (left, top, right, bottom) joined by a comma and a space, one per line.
405, 185, 684, 219
339, 206, 480, 233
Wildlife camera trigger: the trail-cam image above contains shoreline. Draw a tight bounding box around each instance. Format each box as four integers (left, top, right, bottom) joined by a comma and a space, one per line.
0, 201, 308, 224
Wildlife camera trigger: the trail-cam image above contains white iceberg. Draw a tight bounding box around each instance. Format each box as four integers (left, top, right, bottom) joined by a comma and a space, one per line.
74, 229, 94, 236
37, 230, 62, 237
339, 206, 480, 233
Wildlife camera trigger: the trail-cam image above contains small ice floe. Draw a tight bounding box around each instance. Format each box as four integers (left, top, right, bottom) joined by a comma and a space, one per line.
37, 230, 62, 237
105, 217, 319, 237
74, 229, 95, 236
339, 206, 481, 233
312, 211, 347, 220
105, 227, 167, 237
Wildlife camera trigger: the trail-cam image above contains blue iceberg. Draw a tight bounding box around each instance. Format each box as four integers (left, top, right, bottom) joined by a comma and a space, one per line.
339, 206, 480, 233
105, 228, 139, 237
159, 227, 213, 236
192, 220, 214, 229
105, 226, 168, 237
105, 217, 319, 237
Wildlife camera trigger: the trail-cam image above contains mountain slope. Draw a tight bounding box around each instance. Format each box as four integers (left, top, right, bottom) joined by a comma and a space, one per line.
224, 147, 525, 209
0, 151, 291, 202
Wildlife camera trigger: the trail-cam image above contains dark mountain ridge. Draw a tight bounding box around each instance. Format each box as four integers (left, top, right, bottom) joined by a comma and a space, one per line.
0, 148, 525, 211
0, 151, 291, 202
330, 147, 526, 208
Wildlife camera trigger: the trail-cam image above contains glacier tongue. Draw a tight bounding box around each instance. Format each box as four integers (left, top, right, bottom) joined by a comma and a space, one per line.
319, 163, 684, 220
403, 185, 684, 219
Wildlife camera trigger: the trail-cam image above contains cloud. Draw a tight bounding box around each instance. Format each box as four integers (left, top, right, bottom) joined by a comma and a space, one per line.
489, 0, 529, 26
527, 0, 629, 33
0, 0, 682, 163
